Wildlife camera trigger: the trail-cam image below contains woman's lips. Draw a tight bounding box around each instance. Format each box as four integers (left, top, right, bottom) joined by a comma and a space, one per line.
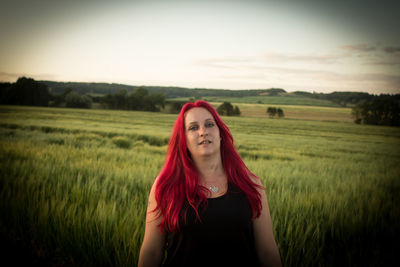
199, 140, 211, 145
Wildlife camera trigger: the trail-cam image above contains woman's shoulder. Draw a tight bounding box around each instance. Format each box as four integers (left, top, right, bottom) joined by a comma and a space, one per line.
228, 173, 263, 193
247, 172, 263, 187
148, 176, 162, 204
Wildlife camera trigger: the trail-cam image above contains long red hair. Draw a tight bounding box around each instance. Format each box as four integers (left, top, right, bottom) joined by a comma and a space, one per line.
154, 100, 262, 233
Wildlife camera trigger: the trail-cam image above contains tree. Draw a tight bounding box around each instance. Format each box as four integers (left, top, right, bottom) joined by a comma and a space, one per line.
267, 107, 277, 118
65, 91, 92, 108
352, 98, 400, 126
0, 82, 12, 104
145, 92, 165, 111
100, 87, 165, 112
233, 106, 241, 116
133, 87, 148, 98
277, 108, 285, 118
217, 102, 240, 116
2, 77, 50, 106
50, 88, 73, 107
101, 89, 128, 109
165, 100, 186, 114
127, 91, 140, 110
115, 89, 128, 109
267, 107, 284, 118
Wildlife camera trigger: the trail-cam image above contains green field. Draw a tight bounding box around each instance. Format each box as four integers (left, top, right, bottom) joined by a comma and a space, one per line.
0, 105, 399, 266
170, 94, 340, 107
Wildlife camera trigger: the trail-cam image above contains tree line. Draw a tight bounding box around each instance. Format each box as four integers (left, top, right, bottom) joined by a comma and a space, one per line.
44, 80, 400, 108
352, 96, 400, 126
1, 77, 398, 126
217, 102, 241, 116
0, 77, 50, 106
0, 77, 242, 116
42, 80, 287, 99
292, 91, 399, 108
100, 88, 165, 111
0, 77, 165, 112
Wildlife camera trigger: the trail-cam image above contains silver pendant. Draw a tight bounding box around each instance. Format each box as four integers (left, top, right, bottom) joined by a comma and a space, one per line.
209, 186, 219, 193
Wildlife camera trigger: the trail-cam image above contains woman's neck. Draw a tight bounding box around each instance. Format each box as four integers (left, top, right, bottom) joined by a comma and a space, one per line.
193, 155, 225, 182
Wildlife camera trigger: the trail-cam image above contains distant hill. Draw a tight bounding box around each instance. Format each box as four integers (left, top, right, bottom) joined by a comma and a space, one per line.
41, 81, 286, 98
39, 80, 399, 108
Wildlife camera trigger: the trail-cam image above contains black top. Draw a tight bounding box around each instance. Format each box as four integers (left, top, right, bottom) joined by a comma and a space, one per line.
163, 184, 259, 267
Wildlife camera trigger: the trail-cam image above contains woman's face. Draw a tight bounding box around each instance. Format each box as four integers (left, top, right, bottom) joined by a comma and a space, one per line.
184, 107, 221, 159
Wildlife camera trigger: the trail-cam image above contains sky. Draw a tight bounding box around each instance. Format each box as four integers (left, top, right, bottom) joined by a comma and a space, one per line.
1, 0, 399, 94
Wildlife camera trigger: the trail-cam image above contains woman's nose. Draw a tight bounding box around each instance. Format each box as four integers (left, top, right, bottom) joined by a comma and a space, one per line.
199, 126, 208, 136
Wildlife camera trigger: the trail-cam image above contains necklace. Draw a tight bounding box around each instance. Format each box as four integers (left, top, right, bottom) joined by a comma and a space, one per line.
208, 186, 219, 193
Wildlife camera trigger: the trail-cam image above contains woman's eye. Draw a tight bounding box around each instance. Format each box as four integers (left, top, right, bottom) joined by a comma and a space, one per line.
189, 125, 198, 131
205, 122, 214, 128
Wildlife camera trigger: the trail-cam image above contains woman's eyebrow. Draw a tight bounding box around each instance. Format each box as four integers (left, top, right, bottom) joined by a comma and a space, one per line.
187, 118, 214, 126
188, 118, 213, 124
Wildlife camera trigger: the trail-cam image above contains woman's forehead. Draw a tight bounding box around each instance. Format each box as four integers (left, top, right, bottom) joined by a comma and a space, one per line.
184, 107, 214, 123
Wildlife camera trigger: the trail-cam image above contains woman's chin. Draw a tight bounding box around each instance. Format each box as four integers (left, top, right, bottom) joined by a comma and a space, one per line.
197, 149, 218, 157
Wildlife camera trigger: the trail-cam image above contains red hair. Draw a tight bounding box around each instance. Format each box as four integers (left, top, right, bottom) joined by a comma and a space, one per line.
154, 100, 262, 233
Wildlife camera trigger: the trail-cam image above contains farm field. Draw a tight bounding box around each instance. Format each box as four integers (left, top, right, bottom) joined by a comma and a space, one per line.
170, 95, 340, 107
0, 105, 399, 266
168, 100, 352, 123
227, 103, 353, 122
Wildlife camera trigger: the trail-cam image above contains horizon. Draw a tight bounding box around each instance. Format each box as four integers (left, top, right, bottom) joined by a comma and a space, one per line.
1, 0, 399, 94
35, 78, 399, 95
3, 75, 400, 95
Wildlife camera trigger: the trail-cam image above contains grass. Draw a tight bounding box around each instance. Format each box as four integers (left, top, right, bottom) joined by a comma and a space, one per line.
0, 105, 399, 266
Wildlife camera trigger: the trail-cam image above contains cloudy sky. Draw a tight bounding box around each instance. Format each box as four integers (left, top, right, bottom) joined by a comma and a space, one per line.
1, 0, 399, 93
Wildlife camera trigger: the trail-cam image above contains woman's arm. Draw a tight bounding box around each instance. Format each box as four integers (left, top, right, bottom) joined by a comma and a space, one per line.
252, 177, 282, 267
138, 177, 166, 267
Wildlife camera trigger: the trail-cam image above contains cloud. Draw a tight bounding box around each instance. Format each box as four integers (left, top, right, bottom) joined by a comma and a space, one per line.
365, 59, 400, 66
384, 46, 400, 54
340, 44, 376, 52
245, 66, 400, 85
340, 44, 400, 56
193, 58, 242, 69
259, 53, 342, 64
192, 55, 400, 93
214, 68, 400, 94
194, 52, 344, 70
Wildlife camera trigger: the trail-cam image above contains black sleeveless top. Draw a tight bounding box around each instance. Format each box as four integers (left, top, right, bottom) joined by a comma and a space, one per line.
163, 184, 259, 267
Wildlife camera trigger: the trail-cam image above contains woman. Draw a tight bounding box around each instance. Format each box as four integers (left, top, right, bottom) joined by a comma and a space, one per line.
138, 101, 281, 267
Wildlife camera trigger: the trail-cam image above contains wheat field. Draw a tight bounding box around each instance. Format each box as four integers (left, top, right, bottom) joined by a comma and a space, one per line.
0, 105, 399, 266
